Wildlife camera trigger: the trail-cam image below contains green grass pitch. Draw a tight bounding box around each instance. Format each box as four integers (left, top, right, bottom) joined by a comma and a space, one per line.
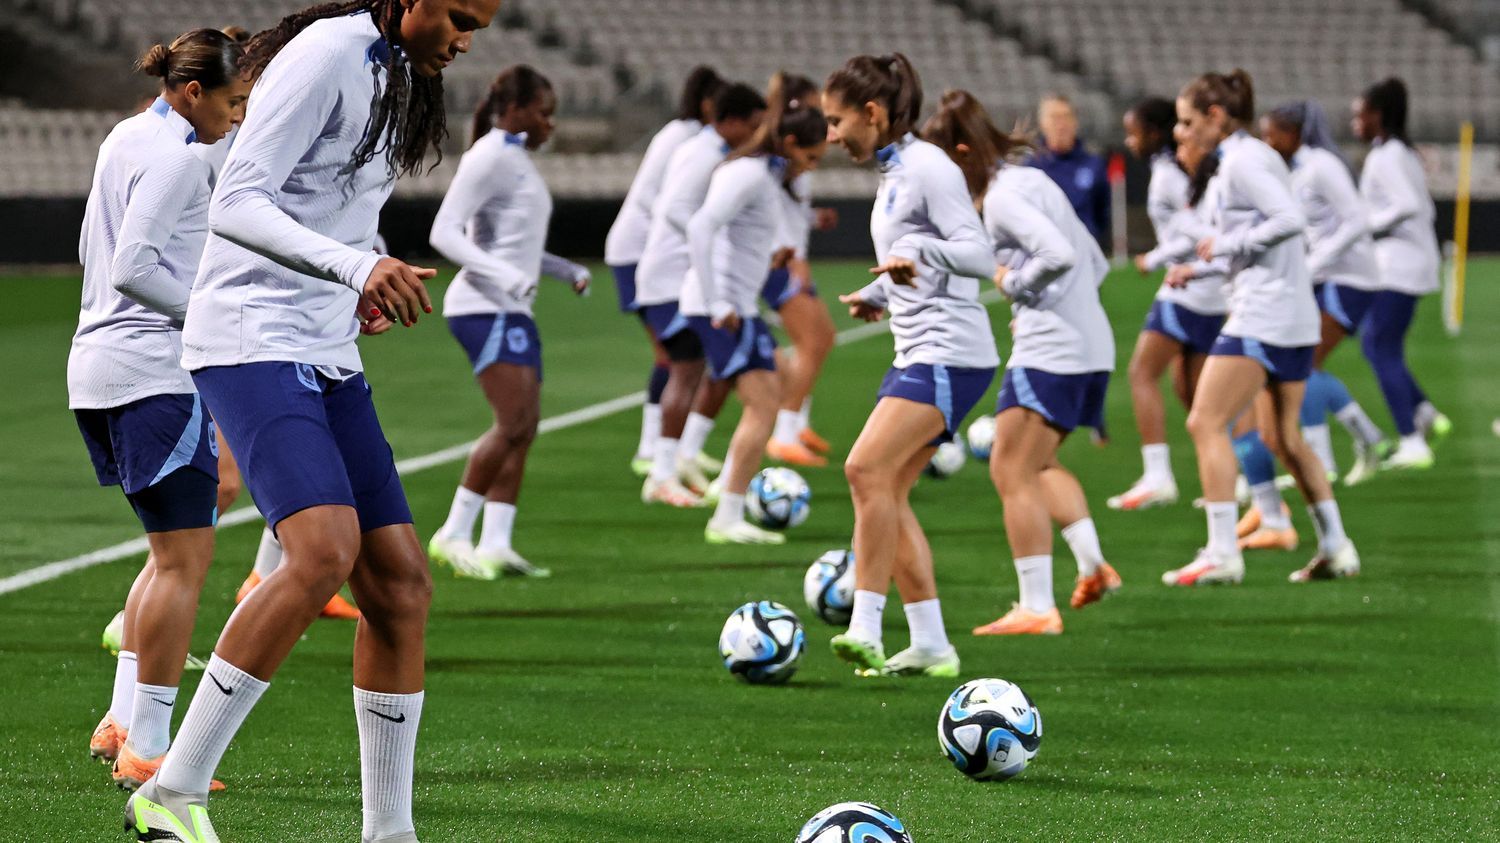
0, 259, 1496, 840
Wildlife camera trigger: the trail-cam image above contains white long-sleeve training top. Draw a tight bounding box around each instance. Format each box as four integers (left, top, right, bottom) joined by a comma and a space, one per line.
604, 118, 701, 267
1359, 136, 1439, 295
1290, 146, 1379, 290
856, 134, 999, 370
681, 155, 786, 320
430, 130, 587, 319
777, 172, 814, 258
1208, 131, 1319, 347
69, 97, 211, 409
985, 165, 1114, 374
634, 126, 729, 307
1141, 150, 1228, 315
182, 11, 396, 373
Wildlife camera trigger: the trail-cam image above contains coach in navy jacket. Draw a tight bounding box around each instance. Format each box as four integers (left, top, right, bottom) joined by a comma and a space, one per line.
1027, 94, 1111, 245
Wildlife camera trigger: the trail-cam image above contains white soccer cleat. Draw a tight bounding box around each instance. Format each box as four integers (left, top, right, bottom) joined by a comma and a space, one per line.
876, 645, 960, 678
1161, 549, 1245, 587
705, 519, 786, 545
629, 456, 652, 477
1381, 438, 1434, 471
695, 451, 724, 475
102, 609, 125, 655
677, 457, 713, 496
1106, 478, 1178, 511
1288, 541, 1361, 583
1343, 441, 1387, 487
641, 476, 704, 508
427, 534, 495, 581
124, 780, 219, 843
700, 476, 722, 507
475, 547, 551, 579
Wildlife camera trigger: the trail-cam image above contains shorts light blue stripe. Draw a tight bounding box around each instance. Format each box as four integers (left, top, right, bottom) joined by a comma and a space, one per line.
1159, 302, 1189, 343
475, 313, 508, 373
1240, 337, 1277, 375
723, 319, 756, 376
933, 364, 954, 430
150, 394, 203, 486
1321, 283, 1352, 330
1011, 368, 1054, 422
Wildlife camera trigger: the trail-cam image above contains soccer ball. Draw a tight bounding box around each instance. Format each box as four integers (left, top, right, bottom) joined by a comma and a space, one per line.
795, 802, 912, 843
748, 467, 811, 529
803, 549, 855, 625
923, 441, 967, 478
718, 600, 806, 685
938, 677, 1042, 781
966, 415, 996, 460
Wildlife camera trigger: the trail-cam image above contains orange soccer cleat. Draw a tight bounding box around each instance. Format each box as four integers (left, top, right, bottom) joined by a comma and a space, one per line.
234, 571, 261, 604
1070, 562, 1122, 609
113, 743, 225, 792
799, 427, 831, 455
972, 605, 1063, 636
1235, 506, 1261, 538
90, 713, 127, 763
1239, 525, 1299, 552
767, 439, 827, 467
239, 570, 360, 619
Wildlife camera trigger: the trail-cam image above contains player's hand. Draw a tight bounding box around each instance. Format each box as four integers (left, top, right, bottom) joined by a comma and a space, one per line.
993, 265, 1012, 295
573, 271, 591, 296
839, 291, 884, 323
363, 257, 435, 327
1164, 264, 1193, 288
357, 295, 395, 335
771, 247, 796, 270
872, 257, 917, 286
1133, 254, 1151, 274
813, 207, 839, 231
1195, 237, 1215, 262
712, 310, 741, 333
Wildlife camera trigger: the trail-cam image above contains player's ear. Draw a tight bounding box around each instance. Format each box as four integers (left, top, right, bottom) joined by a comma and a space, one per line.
182, 80, 203, 105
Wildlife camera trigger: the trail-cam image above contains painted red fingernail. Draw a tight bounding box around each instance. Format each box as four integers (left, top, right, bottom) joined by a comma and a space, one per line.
369, 308, 381, 317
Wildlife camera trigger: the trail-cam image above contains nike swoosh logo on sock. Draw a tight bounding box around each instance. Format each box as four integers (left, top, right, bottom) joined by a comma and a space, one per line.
366, 708, 406, 724
208, 674, 233, 696
153, 698, 175, 707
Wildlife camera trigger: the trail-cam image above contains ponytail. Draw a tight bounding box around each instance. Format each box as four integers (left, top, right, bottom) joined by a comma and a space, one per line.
676, 65, 725, 122
825, 52, 924, 141
136, 28, 244, 91
729, 71, 827, 197
471, 64, 553, 146
1181, 68, 1255, 125
1363, 77, 1409, 144
921, 88, 1028, 200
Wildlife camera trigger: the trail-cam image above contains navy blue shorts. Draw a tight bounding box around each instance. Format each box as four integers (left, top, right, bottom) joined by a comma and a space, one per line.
1210, 334, 1315, 383
1143, 299, 1224, 356
1316, 282, 1377, 334
75, 393, 219, 532
687, 315, 777, 381
193, 363, 412, 534
760, 268, 819, 311
876, 363, 996, 444
447, 313, 542, 380
997, 368, 1111, 434
609, 263, 638, 313
639, 301, 690, 341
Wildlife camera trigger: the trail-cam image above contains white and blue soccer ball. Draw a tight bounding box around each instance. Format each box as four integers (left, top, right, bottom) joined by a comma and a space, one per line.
938, 678, 1042, 781
966, 415, 996, 460
803, 549, 855, 625
718, 600, 806, 685
923, 441, 967, 479
796, 802, 912, 843
748, 467, 811, 529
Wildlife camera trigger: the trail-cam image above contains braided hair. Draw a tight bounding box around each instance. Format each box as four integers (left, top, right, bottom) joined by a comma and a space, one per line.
243, 0, 446, 177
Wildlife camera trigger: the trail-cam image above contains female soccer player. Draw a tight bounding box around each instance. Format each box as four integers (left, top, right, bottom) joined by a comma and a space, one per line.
923, 90, 1118, 635
125, 2, 499, 841
1259, 100, 1390, 485
74, 29, 249, 790
1352, 78, 1449, 470
682, 75, 827, 544
1109, 97, 1227, 511
822, 55, 998, 678
1162, 69, 1361, 588
426, 65, 590, 579
606, 66, 724, 476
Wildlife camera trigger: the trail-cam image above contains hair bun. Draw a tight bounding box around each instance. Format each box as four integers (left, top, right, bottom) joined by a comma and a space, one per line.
137, 43, 171, 77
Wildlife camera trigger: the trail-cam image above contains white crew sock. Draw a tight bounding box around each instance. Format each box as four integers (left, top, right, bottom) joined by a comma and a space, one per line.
716, 455, 736, 489
157, 655, 269, 796
1015, 555, 1055, 613
771, 409, 803, 446
1060, 518, 1105, 577
111, 650, 137, 728
679, 412, 715, 462
711, 492, 745, 527
1308, 500, 1349, 556
1414, 400, 1438, 432
1250, 482, 1290, 530
649, 437, 679, 483
903, 599, 950, 653
1205, 502, 1239, 557
127, 683, 178, 758
252, 528, 283, 578
355, 688, 424, 842
478, 502, 516, 554
1141, 443, 1172, 484
1303, 424, 1337, 476
437, 487, 484, 542
847, 589, 886, 646
1334, 403, 1384, 448
635, 404, 662, 461
799, 396, 813, 430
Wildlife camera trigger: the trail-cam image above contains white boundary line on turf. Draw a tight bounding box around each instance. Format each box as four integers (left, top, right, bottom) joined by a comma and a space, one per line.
1, 293, 1007, 598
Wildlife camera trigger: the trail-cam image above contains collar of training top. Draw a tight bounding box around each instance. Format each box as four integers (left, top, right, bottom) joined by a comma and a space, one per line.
876, 132, 914, 169
503, 131, 528, 147
150, 97, 197, 145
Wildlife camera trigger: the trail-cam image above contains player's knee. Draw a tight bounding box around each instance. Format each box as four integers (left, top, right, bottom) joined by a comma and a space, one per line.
367, 563, 433, 623
1185, 407, 1218, 442
844, 457, 887, 496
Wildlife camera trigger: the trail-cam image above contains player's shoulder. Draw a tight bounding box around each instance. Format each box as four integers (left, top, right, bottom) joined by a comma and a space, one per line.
273, 11, 381, 77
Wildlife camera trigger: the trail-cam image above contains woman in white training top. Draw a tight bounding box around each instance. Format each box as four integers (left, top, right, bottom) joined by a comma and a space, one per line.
427, 65, 590, 581
822, 54, 999, 680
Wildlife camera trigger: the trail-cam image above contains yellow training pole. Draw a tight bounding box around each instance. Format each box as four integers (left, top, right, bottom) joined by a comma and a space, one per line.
1453, 121, 1473, 329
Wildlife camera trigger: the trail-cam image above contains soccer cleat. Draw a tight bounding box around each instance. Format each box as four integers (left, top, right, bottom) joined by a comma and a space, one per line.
875, 646, 960, 678
694, 451, 724, 475
1288, 541, 1361, 583
476, 547, 552, 579
1161, 549, 1244, 586
1070, 562, 1122, 609
705, 520, 786, 546
103, 610, 125, 655
766, 439, 828, 467
629, 456, 652, 477
972, 605, 1063, 636
1422, 411, 1452, 444
427, 534, 495, 580
1106, 479, 1178, 511
699, 477, 722, 507
234, 572, 259, 604
90, 713, 126, 763
641, 476, 704, 508
799, 427, 831, 455
1239, 525, 1299, 551
830, 633, 886, 673
124, 779, 219, 843
1381, 438, 1434, 471
1343, 440, 1389, 487
320, 593, 361, 620
182, 653, 208, 672
677, 457, 713, 495
113, 745, 225, 793
1236, 506, 1261, 537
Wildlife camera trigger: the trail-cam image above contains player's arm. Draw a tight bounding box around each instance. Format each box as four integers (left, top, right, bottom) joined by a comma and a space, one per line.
886, 158, 996, 282
107, 154, 204, 321
1307, 156, 1372, 278
540, 252, 590, 294
1210, 154, 1306, 259
428, 146, 535, 302
987, 188, 1076, 304
1364, 152, 1423, 238
687, 161, 762, 327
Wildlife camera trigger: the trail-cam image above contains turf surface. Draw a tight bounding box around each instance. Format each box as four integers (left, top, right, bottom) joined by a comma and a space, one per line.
1, 260, 1496, 840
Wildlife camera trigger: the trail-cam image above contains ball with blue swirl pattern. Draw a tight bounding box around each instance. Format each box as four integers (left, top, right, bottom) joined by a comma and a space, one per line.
794, 801, 912, 843
747, 467, 811, 529
718, 600, 806, 685
803, 549, 855, 625
937, 677, 1042, 780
